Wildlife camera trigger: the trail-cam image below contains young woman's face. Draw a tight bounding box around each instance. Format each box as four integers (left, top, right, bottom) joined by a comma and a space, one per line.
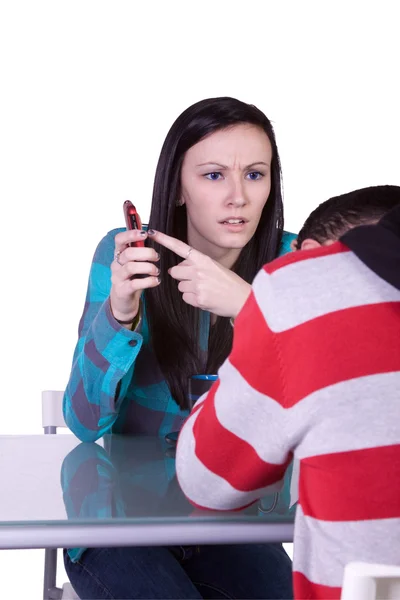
180, 124, 273, 263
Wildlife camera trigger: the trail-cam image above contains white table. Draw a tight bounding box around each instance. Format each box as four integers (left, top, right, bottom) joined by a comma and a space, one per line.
0, 434, 295, 550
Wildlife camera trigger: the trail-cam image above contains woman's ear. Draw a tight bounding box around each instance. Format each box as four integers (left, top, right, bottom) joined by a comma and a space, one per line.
300, 238, 323, 251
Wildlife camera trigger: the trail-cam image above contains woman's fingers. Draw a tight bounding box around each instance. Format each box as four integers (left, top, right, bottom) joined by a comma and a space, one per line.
112, 260, 160, 284
148, 230, 203, 263
123, 260, 160, 279
110, 231, 162, 323
114, 229, 148, 252
114, 271, 161, 301
181, 292, 199, 308
169, 263, 195, 281
128, 275, 161, 293
114, 246, 160, 267
178, 280, 196, 294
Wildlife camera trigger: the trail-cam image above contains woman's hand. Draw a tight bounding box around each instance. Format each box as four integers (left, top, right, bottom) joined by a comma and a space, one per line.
110, 230, 161, 324
148, 230, 251, 319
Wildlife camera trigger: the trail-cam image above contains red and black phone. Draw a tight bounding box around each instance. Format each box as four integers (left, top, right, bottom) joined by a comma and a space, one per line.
123, 200, 145, 248
123, 200, 149, 279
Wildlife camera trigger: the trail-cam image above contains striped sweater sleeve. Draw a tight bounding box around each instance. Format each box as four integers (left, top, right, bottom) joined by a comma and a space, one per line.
176, 265, 294, 511
63, 229, 143, 442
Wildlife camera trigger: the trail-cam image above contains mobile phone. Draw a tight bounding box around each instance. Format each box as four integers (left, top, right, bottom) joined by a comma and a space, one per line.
123, 200, 148, 279
123, 200, 145, 248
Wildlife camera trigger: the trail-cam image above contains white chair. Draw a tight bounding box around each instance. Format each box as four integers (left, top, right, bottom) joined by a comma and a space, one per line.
341, 561, 400, 600
42, 390, 80, 600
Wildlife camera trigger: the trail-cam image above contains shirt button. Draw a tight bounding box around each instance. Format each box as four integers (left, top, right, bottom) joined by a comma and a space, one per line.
128, 340, 138, 347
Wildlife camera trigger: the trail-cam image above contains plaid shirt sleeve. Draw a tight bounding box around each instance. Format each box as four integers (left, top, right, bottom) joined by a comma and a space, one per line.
63, 228, 144, 442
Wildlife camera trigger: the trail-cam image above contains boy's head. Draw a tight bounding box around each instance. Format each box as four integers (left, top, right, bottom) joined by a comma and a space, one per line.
292, 185, 400, 251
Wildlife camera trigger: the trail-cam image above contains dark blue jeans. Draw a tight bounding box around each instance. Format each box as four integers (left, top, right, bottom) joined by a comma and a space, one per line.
64, 544, 293, 599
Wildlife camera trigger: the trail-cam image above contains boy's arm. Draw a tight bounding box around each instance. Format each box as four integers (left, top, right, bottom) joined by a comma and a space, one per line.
176, 267, 294, 510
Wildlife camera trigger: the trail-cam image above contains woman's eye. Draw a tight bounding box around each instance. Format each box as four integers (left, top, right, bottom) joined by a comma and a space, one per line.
246, 171, 264, 181
204, 172, 223, 181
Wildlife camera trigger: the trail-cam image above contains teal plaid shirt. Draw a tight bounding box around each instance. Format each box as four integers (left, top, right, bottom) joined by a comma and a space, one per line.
63, 229, 296, 442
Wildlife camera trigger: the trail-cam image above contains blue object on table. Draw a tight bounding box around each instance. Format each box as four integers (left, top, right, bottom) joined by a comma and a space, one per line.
164, 374, 218, 447
188, 374, 218, 408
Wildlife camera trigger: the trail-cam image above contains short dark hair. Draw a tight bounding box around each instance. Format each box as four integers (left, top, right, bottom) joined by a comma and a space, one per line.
296, 185, 400, 249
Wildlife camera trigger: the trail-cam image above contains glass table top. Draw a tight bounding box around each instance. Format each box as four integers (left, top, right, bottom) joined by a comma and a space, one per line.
0, 434, 296, 528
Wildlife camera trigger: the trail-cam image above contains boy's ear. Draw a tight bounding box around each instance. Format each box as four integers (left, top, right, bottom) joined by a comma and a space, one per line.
300, 238, 323, 251
290, 239, 298, 251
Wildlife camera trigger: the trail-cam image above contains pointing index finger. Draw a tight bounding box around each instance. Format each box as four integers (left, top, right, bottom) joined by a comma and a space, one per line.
149, 230, 199, 261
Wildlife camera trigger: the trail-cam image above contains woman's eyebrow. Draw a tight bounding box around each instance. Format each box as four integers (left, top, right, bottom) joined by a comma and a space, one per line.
196, 162, 228, 169
196, 161, 269, 169
246, 161, 269, 169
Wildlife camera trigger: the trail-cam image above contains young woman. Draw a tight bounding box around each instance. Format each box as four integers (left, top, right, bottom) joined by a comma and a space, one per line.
63, 97, 296, 599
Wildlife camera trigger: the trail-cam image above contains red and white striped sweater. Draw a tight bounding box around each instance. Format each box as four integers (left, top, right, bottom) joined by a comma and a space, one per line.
176, 234, 400, 599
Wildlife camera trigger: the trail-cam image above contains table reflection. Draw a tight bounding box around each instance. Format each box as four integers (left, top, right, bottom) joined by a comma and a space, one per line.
61, 436, 296, 523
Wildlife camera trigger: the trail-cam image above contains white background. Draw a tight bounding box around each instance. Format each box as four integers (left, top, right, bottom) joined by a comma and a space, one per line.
0, 1, 399, 596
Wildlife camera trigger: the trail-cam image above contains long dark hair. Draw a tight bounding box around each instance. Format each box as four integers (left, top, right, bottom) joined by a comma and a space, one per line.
145, 97, 284, 409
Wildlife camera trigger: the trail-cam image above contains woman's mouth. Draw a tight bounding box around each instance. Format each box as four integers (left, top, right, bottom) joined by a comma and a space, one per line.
219, 218, 248, 231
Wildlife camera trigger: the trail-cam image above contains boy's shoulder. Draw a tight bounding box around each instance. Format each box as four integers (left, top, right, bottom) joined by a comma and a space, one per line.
267, 240, 350, 275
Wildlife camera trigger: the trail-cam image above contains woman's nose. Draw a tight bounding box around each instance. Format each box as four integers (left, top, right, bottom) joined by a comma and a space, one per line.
226, 178, 247, 207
